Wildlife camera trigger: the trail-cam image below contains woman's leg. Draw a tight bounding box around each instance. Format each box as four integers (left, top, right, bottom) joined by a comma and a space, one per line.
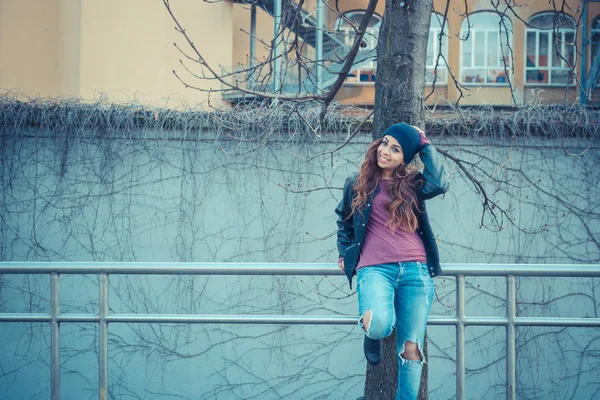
356, 264, 398, 340
394, 262, 435, 400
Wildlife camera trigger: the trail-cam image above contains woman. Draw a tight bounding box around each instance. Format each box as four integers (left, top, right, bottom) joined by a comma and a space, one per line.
335, 122, 448, 400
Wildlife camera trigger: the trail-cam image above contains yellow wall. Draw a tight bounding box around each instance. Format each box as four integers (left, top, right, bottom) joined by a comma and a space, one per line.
233, 4, 274, 65
57, 0, 82, 97
0, 0, 233, 106
0, 0, 60, 97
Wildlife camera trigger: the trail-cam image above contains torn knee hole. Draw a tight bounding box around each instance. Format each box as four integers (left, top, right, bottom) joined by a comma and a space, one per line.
360, 310, 372, 332
400, 340, 423, 361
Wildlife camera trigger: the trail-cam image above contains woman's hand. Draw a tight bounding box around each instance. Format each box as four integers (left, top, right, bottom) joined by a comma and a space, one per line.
412, 125, 431, 148
338, 257, 345, 271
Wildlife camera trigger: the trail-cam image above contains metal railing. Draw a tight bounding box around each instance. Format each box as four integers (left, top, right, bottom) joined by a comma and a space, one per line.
220, 35, 377, 97
1, 262, 600, 400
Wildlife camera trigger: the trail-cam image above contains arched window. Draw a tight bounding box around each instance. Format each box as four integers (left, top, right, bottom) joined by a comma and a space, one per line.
525, 13, 576, 85
460, 12, 513, 84
427, 13, 449, 84
335, 11, 381, 51
335, 11, 381, 81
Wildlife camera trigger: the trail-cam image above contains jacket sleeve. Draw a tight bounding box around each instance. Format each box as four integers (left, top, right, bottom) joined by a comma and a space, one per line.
335, 175, 355, 257
419, 144, 450, 200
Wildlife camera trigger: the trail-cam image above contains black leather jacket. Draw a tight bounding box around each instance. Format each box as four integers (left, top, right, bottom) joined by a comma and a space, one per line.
335, 144, 449, 289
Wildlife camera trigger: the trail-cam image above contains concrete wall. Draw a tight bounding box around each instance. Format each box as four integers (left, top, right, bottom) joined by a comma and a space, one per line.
0, 128, 598, 399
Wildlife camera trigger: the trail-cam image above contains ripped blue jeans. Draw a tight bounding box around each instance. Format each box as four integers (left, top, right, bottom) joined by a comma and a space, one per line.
357, 262, 435, 400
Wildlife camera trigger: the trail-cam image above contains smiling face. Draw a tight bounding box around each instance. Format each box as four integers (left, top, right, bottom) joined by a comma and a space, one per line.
377, 135, 405, 178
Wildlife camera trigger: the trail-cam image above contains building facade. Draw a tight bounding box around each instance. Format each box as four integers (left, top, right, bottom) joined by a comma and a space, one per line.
2, 0, 600, 107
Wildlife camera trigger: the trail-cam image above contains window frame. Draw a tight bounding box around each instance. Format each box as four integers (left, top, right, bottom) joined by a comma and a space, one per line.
591, 16, 600, 61
459, 13, 514, 86
427, 13, 449, 85
589, 15, 600, 87
524, 13, 577, 87
335, 11, 382, 84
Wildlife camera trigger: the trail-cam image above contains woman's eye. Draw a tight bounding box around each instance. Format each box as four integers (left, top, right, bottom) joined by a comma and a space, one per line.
392, 148, 399, 153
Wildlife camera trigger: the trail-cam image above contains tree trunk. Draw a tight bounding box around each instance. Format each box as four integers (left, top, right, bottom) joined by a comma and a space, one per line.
363, 334, 429, 400
366, 1, 433, 399
372, 0, 433, 137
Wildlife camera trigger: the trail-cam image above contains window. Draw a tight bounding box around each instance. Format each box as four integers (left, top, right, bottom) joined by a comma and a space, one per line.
525, 13, 576, 85
460, 13, 513, 85
335, 11, 382, 82
335, 11, 381, 51
427, 13, 449, 84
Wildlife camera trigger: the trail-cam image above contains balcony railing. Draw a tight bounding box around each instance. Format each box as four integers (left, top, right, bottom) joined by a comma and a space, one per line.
220, 39, 377, 98
1, 262, 600, 400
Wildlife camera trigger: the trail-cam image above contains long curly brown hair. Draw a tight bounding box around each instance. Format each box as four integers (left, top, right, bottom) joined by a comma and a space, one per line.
350, 138, 423, 232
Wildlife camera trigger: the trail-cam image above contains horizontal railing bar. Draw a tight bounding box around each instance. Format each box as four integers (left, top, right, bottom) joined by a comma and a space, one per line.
107, 314, 358, 324
0, 262, 334, 275
0, 314, 101, 323
0, 313, 51, 322
443, 264, 600, 277
0, 313, 358, 325
465, 317, 508, 326
516, 317, 600, 327
1, 262, 599, 277
428, 316, 459, 325
61, 314, 100, 323
1, 313, 599, 327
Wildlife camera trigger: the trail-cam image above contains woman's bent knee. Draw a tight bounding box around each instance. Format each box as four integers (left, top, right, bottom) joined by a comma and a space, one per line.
360, 309, 394, 339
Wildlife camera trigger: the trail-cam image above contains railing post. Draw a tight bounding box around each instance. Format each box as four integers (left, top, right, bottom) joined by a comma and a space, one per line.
51, 272, 60, 400
99, 274, 109, 400
456, 275, 465, 400
506, 275, 517, 400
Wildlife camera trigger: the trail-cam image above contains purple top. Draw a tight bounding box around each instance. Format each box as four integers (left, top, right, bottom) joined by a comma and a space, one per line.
356, 179, 427, 269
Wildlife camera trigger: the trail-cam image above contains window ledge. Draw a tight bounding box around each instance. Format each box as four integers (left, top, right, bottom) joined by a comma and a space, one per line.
524, 84, 576, 88
343, 82, 375, 87
459, 83, 511, 87
343, 82, 450, 87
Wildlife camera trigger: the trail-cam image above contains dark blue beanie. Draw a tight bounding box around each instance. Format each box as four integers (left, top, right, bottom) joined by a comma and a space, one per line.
382, 122, 420, 164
